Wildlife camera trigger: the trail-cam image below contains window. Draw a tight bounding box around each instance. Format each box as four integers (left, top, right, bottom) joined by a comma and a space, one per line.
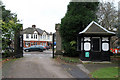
31, 42, 33, 46
40, 43, 42, 45
36, 35, 37, 39
102, 43, 109, 51
25, 42, 30, 47
34, 34, 35, 39
43, 35, 44, 39
25, 42, 27, 46
26, 34, 29, 38
45, 43, 46, 46
31, 34, 33, 38
84, 42, 91, 51
45, 35, 46, 39
48, 35, 50, 39
41, 35, 42, 39
36, 42, 37, 45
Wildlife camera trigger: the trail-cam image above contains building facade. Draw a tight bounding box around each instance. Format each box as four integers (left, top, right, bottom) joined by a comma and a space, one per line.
22, 25, 52, 48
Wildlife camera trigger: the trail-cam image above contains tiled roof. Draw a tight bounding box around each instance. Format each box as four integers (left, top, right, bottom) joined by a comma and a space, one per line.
36, 28, 44, 34
22, 27, 49, 35
22, 27, 36, 34
79, 21, 115, 36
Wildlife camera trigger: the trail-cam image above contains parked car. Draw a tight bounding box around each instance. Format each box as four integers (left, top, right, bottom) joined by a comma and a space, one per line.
37, 45, 46, 50
45, 46, 50, 50
24, 45, 43, 52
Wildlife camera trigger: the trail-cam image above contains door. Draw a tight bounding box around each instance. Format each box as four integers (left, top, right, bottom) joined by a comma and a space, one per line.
92, 38, 100, 52
91, 38, 101, 61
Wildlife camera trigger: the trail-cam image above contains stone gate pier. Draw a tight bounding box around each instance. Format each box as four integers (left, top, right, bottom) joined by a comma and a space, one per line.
55, 24, 62, 55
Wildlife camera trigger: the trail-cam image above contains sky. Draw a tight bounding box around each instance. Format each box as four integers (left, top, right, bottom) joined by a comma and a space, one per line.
2, 0, 120, 33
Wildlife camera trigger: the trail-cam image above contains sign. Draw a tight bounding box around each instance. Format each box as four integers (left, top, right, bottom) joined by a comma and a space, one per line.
85, 52, 90, 57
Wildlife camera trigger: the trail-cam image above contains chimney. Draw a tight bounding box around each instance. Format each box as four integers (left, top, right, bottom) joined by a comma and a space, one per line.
50, 32, 52, 35
32, 25, 36, 28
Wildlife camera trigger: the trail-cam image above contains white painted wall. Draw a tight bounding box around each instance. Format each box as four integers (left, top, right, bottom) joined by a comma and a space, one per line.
23, 31, 39, 41
23, 31, 52, 42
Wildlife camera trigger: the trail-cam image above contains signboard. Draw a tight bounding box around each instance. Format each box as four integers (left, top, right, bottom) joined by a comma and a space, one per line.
85, 52, 90, 57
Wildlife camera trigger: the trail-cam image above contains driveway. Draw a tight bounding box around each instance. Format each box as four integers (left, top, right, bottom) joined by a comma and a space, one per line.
2, 50, 72, 78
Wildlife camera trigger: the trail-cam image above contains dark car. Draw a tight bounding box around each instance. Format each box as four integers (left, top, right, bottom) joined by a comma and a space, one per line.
24, 45, 43, 52
38, 45, 46, 50
42, 46, 47, 50
45, 46, 50, 50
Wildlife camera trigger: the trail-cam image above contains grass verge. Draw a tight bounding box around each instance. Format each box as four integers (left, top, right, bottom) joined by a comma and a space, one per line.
90, 67, 119, 78
55, 55, 82, 64
2, 58, 19, 63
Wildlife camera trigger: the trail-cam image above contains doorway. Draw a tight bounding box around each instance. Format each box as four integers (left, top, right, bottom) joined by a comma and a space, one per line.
92, 38, 100, 52
91, 37, 101, 61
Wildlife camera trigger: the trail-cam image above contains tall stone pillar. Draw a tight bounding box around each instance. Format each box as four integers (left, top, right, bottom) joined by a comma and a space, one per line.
55, 24, 62, 55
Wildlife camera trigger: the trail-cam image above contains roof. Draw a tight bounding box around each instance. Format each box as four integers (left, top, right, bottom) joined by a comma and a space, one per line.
79, 21, 115, 36
22, 27, 49, 35
22, 27, 36, 34
36, 28, 44, 34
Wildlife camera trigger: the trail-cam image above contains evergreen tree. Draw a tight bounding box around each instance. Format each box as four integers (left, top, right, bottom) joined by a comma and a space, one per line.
60, 2, 99, 57
0, 1, 23, 57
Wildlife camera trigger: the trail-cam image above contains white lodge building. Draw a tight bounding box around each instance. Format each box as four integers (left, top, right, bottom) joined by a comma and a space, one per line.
22, 25, 52, 48
77, 21, 115, 61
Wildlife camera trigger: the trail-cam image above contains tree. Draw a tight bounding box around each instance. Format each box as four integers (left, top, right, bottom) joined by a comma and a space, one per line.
96, 1, 119, 48
117, 25, 120, 46
96, 1, 118, 31
118, 6, 120, 46
1, 1, 23, 57
60, 2, 99, 57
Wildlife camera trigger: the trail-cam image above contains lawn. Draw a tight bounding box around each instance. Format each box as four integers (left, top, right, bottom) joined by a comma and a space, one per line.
91, 67, 119, 78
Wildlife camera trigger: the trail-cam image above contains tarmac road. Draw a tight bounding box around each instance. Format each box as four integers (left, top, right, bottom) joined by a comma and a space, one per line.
2, 50, 72, 78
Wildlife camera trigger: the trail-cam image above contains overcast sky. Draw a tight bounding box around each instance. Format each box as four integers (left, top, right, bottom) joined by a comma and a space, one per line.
2, 0, 120, 33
